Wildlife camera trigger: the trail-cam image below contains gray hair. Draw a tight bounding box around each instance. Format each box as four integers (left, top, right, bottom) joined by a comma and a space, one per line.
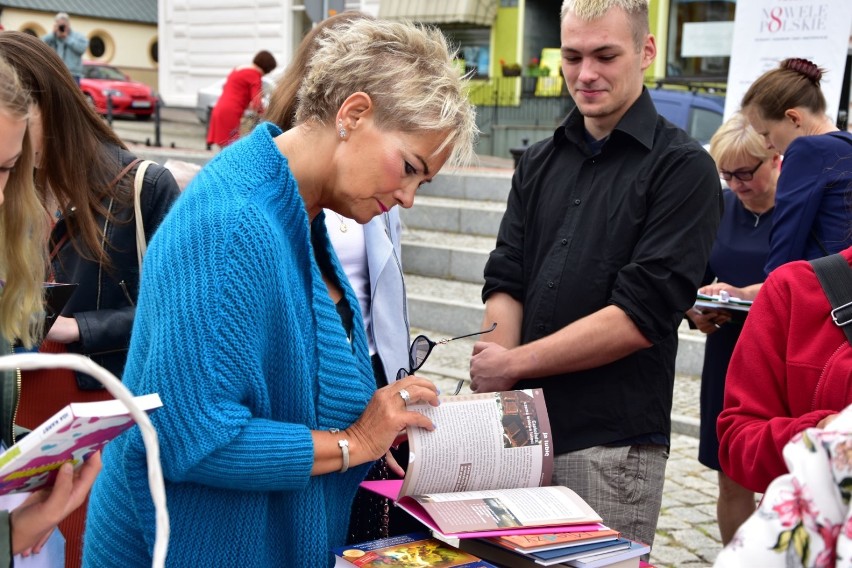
560, 0, 649, 50
54, 12, 70, 22
294, 18, 477, 168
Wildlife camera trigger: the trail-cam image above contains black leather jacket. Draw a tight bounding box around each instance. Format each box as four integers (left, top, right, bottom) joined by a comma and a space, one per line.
52, 145, 180, 388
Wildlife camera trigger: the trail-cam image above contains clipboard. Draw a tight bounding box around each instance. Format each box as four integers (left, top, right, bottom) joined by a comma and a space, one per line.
44, 283, 77, 333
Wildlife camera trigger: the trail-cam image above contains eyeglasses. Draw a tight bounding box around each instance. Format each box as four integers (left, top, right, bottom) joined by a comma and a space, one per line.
396, 322, 498, 395
719, 160, 764, 182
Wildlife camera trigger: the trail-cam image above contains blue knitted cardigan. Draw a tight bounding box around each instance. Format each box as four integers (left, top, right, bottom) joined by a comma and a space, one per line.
83, 123, 376, 567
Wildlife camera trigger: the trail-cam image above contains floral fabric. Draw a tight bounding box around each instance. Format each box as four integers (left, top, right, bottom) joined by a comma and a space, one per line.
715, 404, 852, 567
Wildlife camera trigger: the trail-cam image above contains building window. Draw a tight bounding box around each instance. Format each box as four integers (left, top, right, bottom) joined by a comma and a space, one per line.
149, 38, 159, 64
89, 36, 106, 58
667, 0, 735, 80
21, 22, 45, 37
441, 27, 491, 78
87, 30, 115, 61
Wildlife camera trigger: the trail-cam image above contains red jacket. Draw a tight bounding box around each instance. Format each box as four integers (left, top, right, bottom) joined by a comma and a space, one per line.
718, 246, 852, 493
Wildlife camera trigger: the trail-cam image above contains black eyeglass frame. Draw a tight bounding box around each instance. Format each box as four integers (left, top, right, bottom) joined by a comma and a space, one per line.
719, 159, 764, 182
396, 322, 498, 394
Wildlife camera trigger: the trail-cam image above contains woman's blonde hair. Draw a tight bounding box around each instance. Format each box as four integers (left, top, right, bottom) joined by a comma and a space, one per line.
709, 112, 775, 169
294, 18, 478, 168
0, 56, 47, 347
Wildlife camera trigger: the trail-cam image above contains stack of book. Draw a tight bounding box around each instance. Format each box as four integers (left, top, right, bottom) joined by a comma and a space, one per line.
459, 531, 650, 567
336, 390, 655, 567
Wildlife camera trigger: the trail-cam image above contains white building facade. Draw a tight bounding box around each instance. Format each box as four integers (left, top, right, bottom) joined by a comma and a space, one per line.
158, 0, 379, 107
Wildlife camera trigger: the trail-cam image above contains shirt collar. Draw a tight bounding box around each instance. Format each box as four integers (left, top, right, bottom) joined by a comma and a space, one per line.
555, 87, 658, 151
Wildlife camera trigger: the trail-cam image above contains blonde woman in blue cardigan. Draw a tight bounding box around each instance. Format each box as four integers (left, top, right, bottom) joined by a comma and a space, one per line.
83, 18, 477, 568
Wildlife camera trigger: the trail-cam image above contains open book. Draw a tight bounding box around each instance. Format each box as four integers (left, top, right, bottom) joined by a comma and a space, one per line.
0, 393, 162, 495
362, 389, 602, 539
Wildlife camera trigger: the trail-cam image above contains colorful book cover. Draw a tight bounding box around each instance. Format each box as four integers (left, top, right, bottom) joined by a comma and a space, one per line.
334, 532, 499, 567
0, 393, 162, 495
494, 528, 621, 552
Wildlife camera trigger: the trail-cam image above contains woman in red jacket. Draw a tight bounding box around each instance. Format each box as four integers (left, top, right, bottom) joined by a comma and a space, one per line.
718, 245, 852, 494
206, 50, 277, 148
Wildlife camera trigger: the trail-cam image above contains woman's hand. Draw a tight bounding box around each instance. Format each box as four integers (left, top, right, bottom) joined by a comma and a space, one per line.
44, 316, 80, 344
347, 377, 438, 467
686, 307, 731, 334
10, 452, 101, 555
699, 282, 762, 302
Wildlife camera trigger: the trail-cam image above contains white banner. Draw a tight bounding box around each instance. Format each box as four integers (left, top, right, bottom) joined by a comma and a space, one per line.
724, 1, 852, 122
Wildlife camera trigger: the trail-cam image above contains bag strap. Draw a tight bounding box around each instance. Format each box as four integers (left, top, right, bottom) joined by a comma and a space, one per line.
133, 160, 155, 270
809, 253, 852, 346
109, 157, 143, 188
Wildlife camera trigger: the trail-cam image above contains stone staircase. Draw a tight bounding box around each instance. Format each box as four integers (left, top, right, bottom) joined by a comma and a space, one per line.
398, 167, 707, 393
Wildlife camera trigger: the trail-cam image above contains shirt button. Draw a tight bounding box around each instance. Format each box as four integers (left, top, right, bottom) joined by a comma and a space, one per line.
537, 324, 545, 331
561, 239, 568, 245
573, 199, 581, 206
547, 281, 554, 288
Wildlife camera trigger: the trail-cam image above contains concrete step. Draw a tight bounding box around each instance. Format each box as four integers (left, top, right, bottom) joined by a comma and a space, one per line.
401, 229, 494, 284
405, 275, 485, 339
421, 168, 513, 202
402, 195, 506, 238
403, 275, 706, 379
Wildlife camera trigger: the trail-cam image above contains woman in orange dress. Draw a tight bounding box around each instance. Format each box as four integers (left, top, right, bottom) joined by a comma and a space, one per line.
206, 50, 277, 148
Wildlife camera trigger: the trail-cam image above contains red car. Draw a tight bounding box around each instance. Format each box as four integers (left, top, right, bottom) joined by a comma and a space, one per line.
80, 62, 158, 120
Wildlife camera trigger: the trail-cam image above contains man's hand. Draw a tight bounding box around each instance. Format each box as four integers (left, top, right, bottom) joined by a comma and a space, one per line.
470, 341, 517, 393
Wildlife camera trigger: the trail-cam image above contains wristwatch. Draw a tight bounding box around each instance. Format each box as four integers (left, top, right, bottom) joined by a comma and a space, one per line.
329, 428, 349, 473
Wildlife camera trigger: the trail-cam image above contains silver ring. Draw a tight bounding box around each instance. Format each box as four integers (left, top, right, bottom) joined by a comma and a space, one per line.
398, 388, 411, 403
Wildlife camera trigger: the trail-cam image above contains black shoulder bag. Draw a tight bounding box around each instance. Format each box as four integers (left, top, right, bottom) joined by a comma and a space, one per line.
810, 253, 852, 346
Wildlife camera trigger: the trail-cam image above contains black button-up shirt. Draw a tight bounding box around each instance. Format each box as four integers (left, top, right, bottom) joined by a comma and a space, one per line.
483, 89, 722, 453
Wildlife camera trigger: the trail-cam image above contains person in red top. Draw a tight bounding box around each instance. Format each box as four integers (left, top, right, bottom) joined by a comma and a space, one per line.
718, 245, 852, 494
206, 50, 277, 148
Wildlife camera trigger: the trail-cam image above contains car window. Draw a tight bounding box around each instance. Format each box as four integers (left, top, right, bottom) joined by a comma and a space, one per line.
651, 98, 686, 128
689, 107, 723, 145
85, 66, 127, 81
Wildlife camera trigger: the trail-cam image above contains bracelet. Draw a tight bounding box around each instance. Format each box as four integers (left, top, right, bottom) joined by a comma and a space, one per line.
329, 428, 349, 473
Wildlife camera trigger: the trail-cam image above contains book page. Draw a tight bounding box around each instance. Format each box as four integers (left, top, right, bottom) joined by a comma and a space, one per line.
411, 486, 601, 535
400, 389, 553, 498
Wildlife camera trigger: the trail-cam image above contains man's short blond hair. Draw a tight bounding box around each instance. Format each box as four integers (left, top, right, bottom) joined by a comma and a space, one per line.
560, 0, 649, 50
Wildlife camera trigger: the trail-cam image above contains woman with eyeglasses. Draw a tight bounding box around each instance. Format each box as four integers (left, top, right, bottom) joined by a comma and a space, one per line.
685, 112, 778, 545
741, 57, 852, 274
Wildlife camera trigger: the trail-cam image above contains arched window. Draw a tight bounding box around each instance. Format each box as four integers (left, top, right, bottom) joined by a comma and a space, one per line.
87, 30, 115, 61
149, 38, 159, 64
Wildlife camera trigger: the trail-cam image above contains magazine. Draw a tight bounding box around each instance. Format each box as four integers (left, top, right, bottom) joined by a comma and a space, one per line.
0, 393, 162, 495
333, 532, 498, 567
693, 292, 752, 313
362, 389, 602, 539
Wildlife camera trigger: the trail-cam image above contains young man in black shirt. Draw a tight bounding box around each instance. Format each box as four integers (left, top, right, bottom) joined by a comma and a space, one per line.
470, 0, 722, 550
